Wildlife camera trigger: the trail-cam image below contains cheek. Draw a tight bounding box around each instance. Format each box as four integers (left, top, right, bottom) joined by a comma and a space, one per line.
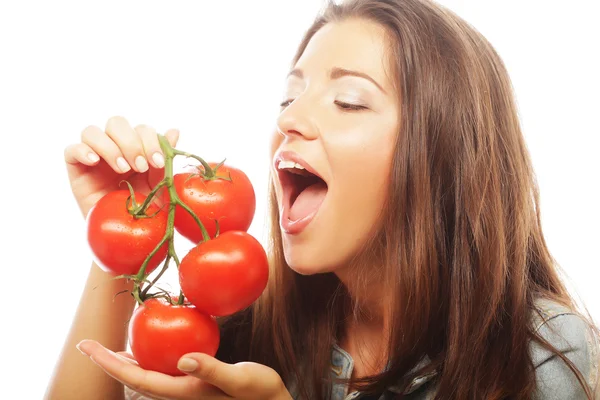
330, 124, 396, 208
270, 130, 282, 157
321, 123, 397, 254
269, 131, 284, 201
334, 141, 393, 227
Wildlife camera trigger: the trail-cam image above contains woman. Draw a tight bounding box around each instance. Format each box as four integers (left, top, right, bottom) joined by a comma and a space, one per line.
47, 0, 599, 399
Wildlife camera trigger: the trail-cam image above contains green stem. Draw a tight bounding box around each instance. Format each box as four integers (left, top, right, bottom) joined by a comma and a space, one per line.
132, 180, 167, 217
141, 255, 171, 298
175, 197, 211, 243
172, 149, 214, 178
135, 234, 170, 282
124, 133, 214, 302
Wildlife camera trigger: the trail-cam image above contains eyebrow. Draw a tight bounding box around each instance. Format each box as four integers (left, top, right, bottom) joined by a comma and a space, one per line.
287, 67, 387, 94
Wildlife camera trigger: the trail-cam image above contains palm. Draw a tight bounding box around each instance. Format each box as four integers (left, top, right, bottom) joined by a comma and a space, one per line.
68, 159, 164, 219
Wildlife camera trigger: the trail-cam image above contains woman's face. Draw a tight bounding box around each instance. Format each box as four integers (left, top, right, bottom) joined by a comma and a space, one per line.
270, 18, 400, 276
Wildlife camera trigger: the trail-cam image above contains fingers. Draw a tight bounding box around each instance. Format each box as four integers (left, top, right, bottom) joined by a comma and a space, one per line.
80, 124, 133, 174
105, 116, 149, 173
177, 353, 283, 398
178, 354, 247, 397
115, 351, 139, 365
135, 124, 165, 169
146, 128, 180, 193
71, 116, 180, 176
133, 126, 179, 169
77, 340, 228, 400
164, 128, 180, 148
64, 142, 101, 166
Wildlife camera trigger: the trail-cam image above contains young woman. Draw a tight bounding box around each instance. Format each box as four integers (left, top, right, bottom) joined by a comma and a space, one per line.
47, 0, 599, 399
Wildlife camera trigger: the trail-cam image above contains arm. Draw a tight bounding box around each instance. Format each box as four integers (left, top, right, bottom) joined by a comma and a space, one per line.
45, 262, 136, 400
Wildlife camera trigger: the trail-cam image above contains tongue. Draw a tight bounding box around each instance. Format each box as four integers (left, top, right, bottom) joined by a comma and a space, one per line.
289, 181, 327, 221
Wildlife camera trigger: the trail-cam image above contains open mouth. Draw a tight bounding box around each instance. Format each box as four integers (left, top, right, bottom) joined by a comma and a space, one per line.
278, 166, 328, 224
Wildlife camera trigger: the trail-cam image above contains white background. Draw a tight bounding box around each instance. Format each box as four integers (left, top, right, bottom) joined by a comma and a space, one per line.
0, 0, 598, 397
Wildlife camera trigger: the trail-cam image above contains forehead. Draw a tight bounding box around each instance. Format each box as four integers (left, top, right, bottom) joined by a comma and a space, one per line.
294, 18, 394, 90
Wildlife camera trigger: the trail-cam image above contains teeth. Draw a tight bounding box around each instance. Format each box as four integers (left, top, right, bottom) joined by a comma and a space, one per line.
278, 160, 305, 170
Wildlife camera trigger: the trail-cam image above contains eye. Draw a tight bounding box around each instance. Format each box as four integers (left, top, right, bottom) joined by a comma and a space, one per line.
334, 101, 368, 112
279, 99, 294, 108
279, 99, 369, 111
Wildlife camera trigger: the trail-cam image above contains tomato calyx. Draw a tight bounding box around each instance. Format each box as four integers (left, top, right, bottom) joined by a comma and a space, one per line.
178, 155, 233, 183
121, 180, 168, 219
141, 287, 190, 306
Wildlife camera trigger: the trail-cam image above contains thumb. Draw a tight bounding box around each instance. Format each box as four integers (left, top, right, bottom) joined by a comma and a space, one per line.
177, 353, 289, 399
164, 128, 180, 148
177, 353, 246, 396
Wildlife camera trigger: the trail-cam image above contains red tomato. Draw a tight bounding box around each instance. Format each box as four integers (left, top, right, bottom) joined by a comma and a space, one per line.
128, 297, 220, 376
179, 231, 269, 317
173, 163, 256, 244
86, 190, 168, 276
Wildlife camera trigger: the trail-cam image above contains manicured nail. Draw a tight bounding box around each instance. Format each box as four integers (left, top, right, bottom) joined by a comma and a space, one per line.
76, 342, 89, 356
152, 152, 165, 168
135, 155, 149, 172
117, 157, 131, 173
87, 153, 99, 163
177, 357, 198, 372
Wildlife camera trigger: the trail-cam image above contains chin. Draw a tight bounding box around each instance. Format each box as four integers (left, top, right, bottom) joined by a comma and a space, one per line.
287, 263, 327, 276
282, 244, 343, 276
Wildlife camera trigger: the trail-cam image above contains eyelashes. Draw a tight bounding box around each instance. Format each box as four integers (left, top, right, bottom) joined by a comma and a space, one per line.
279, 99, 368, 112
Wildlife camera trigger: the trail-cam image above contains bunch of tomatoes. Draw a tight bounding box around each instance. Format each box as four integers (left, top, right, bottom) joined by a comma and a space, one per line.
85, 134, 268, 376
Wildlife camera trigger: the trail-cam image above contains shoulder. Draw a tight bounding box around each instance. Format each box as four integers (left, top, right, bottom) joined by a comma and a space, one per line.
529, 297, 599, 399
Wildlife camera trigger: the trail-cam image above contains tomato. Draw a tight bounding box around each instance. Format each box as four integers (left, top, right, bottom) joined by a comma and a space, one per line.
179, 231, 269, 317
128, 297, 220, 376
86, 190, 168, 276
173, 163, 256, 244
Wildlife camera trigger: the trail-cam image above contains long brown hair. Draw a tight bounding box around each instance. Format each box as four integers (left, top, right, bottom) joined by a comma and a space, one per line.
216, 0, 600, 398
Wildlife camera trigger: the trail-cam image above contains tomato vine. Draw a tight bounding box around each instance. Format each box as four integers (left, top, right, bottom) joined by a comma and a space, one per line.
115, 134, 221, 306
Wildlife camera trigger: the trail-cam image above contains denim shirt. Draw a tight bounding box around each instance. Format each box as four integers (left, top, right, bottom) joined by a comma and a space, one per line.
288, 298, 599, 400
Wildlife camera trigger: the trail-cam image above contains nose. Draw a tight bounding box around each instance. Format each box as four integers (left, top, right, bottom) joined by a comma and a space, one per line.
276, 98, 319, 141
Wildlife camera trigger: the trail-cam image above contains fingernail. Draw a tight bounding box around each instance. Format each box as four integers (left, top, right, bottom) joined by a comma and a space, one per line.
177, 357, 198, 372
152, 152, 165, 168
76, 342, 89, 356
117, 157, 131, 173
135, 155, 149, 172
87, 153, 99, 163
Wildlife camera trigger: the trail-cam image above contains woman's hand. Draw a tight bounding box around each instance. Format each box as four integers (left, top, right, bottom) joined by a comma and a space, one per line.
64, 116, 179, 219
76, 340, 293, 400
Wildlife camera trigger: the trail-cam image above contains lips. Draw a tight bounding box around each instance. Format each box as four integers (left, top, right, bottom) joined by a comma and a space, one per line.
273, 150, 328, 234
273, 151, 325, 181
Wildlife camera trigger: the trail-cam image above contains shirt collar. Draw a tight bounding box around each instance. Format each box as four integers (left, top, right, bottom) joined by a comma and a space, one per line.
331, 343, 438, 395
387, 354, 438, 395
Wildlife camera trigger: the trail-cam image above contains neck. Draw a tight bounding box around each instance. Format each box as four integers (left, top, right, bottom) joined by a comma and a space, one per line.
334, 264, 390, 330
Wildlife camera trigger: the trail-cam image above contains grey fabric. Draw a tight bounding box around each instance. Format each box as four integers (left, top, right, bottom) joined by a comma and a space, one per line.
530, 301, 599, 399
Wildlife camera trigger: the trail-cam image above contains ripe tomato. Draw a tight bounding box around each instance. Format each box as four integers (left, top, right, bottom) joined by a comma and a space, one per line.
86, 190, 168, 276
173, 163, 255, 244
128, 297, 220, 376
179, 231, 269, 317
